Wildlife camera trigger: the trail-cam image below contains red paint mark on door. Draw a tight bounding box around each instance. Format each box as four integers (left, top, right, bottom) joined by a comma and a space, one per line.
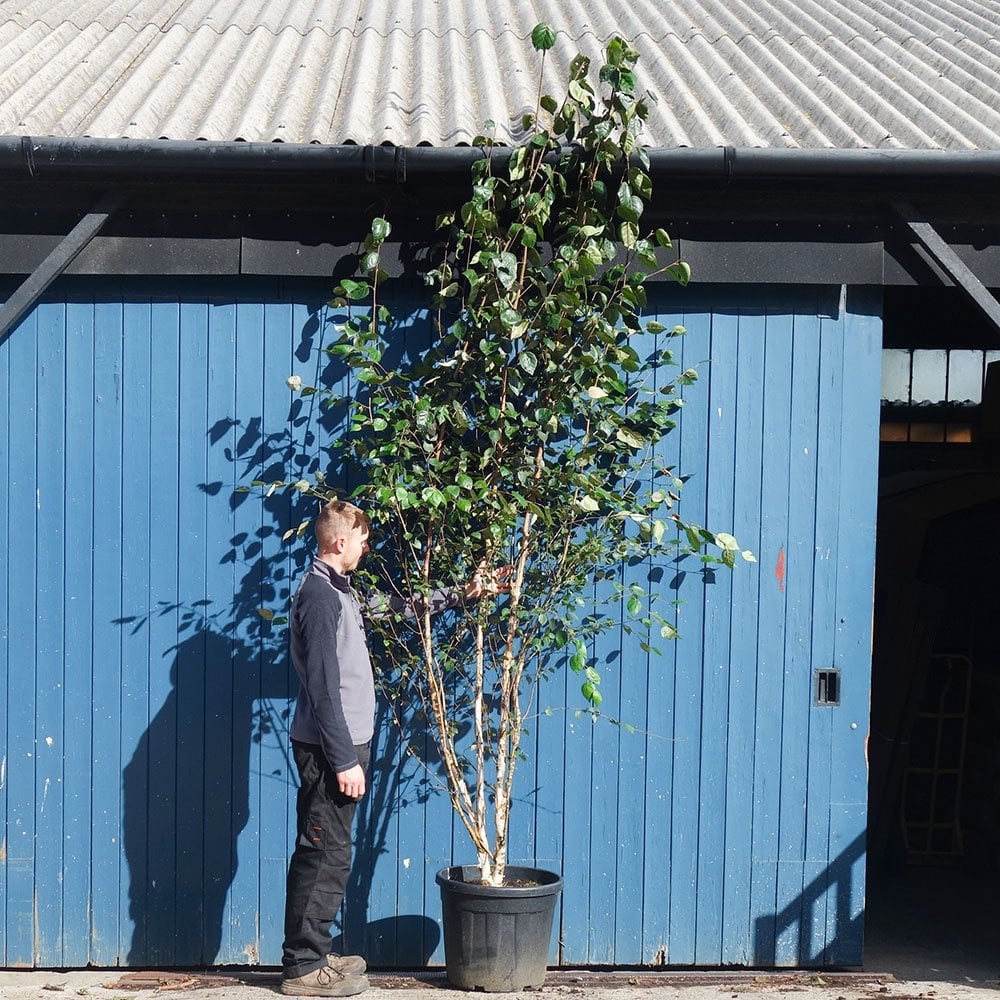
775, 547, 786, 592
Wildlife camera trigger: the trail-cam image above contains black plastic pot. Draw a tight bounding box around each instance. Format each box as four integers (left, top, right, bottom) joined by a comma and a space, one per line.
436, 865, 563, 992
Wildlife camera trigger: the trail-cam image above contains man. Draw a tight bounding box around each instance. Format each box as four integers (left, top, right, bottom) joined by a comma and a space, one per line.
281, 500, 504, 997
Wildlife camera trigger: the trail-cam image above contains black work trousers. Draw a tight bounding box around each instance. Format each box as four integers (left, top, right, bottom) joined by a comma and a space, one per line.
282, 740, 371, 978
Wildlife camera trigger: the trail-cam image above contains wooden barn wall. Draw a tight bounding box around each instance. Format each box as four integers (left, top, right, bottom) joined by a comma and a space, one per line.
0, 277, 881, 969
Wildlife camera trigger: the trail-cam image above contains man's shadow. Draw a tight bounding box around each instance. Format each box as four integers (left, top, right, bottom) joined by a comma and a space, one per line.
121, 619, 441, 967
122, 626, 293, 965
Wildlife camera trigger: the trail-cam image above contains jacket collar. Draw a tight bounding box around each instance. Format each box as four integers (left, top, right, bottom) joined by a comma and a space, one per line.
311, 557, 351, 594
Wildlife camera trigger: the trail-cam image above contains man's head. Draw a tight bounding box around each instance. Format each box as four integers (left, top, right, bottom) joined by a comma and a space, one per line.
315, 500, 370, 574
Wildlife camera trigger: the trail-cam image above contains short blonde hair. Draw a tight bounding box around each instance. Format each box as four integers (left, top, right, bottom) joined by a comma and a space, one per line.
315, 500, 370, 551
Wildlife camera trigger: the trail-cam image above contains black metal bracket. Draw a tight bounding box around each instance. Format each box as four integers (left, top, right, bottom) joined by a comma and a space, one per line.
0, 190, 126, 342
362, 145, 406, 184
894, 200, 1000, 336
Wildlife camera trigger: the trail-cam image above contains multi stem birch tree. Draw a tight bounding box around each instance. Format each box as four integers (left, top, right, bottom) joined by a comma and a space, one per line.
279, 26, 750, 886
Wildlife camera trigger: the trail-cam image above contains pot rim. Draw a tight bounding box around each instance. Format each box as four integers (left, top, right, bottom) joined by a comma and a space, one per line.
436, 864, 563, 898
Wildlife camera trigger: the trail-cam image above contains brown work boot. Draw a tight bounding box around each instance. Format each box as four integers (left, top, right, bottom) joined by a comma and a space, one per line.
280, 965, 369, 996
326, 953, 367, 976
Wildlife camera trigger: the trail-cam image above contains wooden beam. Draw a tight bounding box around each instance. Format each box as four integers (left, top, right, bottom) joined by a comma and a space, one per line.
0, 190, 125, 341
894, 200, 1000, 333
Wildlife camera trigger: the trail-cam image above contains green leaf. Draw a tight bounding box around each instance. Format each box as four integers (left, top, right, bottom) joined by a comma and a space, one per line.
654, 228, 672, 248
518, 350, 538, 375
339, 278, 369, 301
715, 532, 739, 551
509, 146, 528, 181
670, 260, 692, 286
742, 550, 758, 563
257, 608, 275, 622
616, 427, 645, 449
531, 22, 557, 51
540, 94, 558, 113
568, 79, 592, 105
371, 217, 391, 242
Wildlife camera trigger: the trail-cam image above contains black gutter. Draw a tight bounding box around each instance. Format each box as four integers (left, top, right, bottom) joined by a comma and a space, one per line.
3, 137, 1000, 189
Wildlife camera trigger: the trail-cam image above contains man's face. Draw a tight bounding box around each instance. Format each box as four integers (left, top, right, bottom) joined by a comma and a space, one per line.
341, 527, 370, 572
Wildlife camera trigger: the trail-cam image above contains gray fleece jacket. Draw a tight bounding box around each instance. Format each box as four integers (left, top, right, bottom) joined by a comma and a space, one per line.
289, 558, 461, 772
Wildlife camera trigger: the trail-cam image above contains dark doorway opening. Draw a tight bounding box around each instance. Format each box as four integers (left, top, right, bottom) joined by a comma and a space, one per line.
866, 287, 1000, 983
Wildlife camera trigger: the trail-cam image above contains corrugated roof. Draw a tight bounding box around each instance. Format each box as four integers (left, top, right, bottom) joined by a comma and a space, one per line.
1, 0, 999, 149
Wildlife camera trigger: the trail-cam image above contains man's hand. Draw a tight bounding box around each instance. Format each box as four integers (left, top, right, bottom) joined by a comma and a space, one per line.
464, 564, 513, 600
337, 763, 366, 799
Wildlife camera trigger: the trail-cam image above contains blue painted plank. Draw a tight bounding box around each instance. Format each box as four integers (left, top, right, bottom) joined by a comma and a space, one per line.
640, 298, 684, 966
559, 672, 595, 963
531, 661, 565, 879
174, 299, 210, 963
396, 741, 438, 966
721, 304, 765, 966
694, 304, 740, 964
609, 323, 662, 965
118, 297, 153, 967
0, 286, 10, 966
358, 719, 397, 966
90, 298, 125, 965
588, 591, 622, 962
773, 309, 823, 967
142, 296, 182, 966
61, 299, 97, 966
204, 295, 240, 964
229, 294, 280, 967
532, 700, 564, 968
749, 309, 795, 967
533, 644, 576, 966
801, 310, 845, 964
34, 299, 68, 964
615, 590, 652, 963
4, 303, 38, 966
667, 309, 712, 965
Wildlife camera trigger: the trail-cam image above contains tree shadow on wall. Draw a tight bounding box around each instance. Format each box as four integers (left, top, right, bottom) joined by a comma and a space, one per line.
119, 290, 442, 967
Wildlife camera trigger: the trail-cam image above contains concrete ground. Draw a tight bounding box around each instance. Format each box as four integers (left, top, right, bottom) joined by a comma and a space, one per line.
0, 966, 995, 1000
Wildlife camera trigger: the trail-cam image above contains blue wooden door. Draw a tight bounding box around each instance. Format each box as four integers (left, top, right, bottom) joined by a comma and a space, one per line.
0, 278, 880, 967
